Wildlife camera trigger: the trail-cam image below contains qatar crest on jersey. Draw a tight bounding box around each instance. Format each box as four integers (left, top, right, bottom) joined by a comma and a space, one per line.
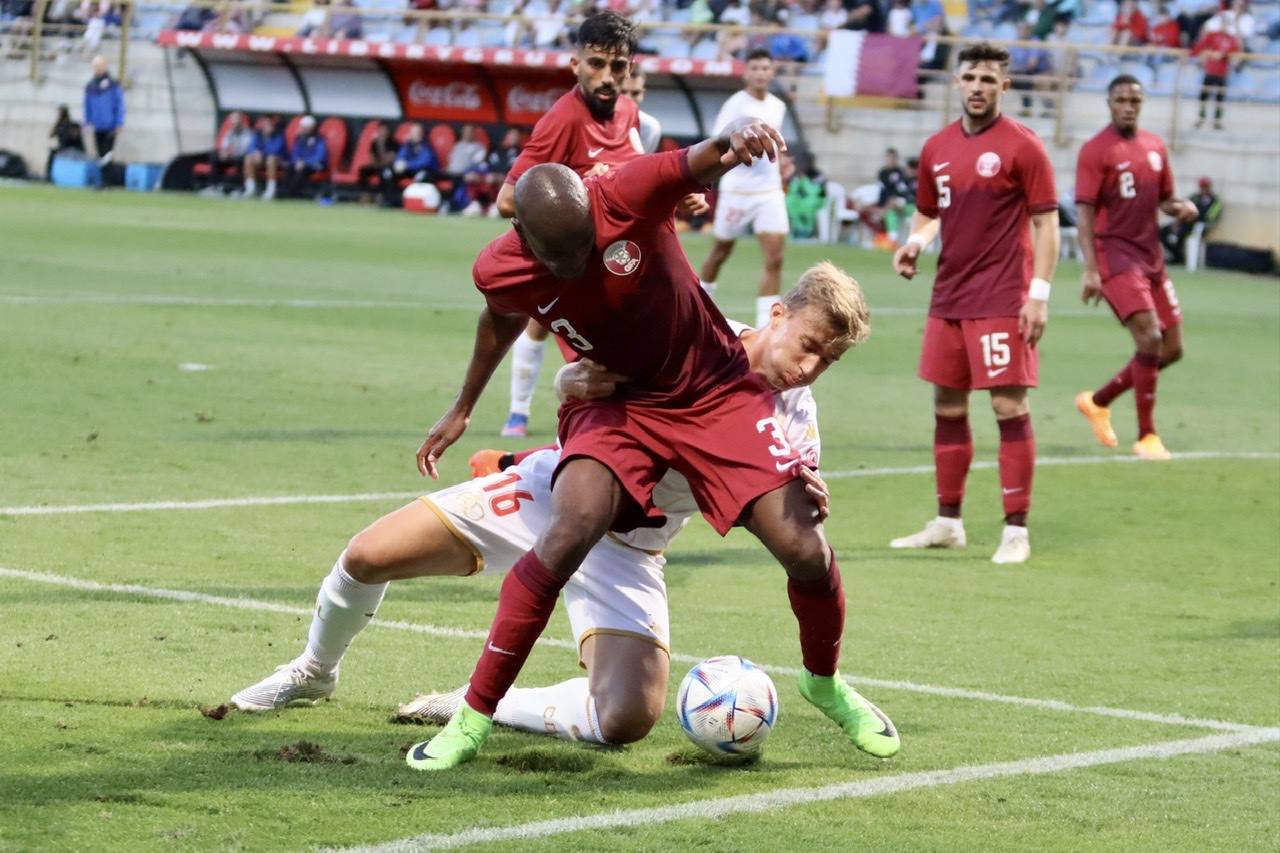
1147, 150, 1163, 172
976, 151, 1002, 178
604, 240, 641, 275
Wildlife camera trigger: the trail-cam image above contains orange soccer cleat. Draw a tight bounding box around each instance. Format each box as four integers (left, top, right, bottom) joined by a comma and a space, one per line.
1133, 434, 1172, 461
468, 449, 506, 478
1075, 391, 1118, 448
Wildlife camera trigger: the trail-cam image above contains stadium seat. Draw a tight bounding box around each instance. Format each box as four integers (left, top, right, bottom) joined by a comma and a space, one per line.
333, 120, 379, 187
1117, 62, 1156, 88
394, 122, 416, 145
690, 37, 720, 60
429, 123, 457, 166
192, 113, 240, 179
285, 115, 303, 151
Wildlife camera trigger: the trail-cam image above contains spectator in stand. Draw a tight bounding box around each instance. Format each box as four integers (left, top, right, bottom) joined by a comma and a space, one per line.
918, 14, 951, 79
83, 55, 123, 181
328, 4, 363, 39
242, 114, 284, 199
819, 0, 847, 29
887, 0, 914, 36
766, 8, 812, 64
1174, 0, 1219, 45
1161, 176, 1222, 263
286, 115, 331, 199
1027, 0, 1058, 40
297, 0, 330, 36
876, 147, 913, 240
1112, 0, 1149, 47
211, 111, 253, 192
46, 104, 84, 181
482, 127, 523, 210
386, 122, 440, 207
1009, 20, 1054, 115
843, 0, 884, 32
1192, 25, 1240, 129
445, 123, 487, 177
1149, 5, 1183, 48
1205, 0, 1256, 51
358, 123, 396, 205
912, 0, 943, 29
786, 154, 827, 239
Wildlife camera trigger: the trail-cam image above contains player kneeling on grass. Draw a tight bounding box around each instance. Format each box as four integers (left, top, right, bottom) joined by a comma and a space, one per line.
230, 265, 899, 758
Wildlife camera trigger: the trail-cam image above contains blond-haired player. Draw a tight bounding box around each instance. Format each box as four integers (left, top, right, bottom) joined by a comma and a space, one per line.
230, 264, 889, 755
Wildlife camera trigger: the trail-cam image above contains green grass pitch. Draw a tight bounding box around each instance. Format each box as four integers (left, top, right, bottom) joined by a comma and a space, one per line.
1, 185, 1277, 851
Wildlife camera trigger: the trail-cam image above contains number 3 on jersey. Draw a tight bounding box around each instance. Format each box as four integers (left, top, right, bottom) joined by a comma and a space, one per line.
550, 318, 595, 353
757, 417, 799, 472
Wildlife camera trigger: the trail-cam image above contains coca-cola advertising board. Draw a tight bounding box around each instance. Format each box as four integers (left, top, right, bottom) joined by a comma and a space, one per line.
390, 65, 497, 122
492, 70, 571, 125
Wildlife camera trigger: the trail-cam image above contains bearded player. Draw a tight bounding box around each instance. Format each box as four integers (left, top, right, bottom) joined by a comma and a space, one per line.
698, 49, 791, 328
1073, 75, 1199, 461
891, 42, 1059, 565
409, 124, 898, 770
231, 267, 868, 754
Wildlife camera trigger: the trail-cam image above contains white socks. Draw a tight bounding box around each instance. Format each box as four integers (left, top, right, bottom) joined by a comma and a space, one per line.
494, 677, 607, 743
244, 177, 257, 195
935, 515, 965, 533
299, 554, 388, 676
700, 280, 717, 297
509, 331, 546, 417
756, 295, 779, 328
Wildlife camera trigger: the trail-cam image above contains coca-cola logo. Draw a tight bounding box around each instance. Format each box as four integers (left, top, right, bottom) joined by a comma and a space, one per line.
407, 80, 482, 111
506, 84, 568, 115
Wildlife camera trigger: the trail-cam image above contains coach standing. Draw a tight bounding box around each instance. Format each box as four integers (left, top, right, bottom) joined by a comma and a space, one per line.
83, 55, 124, 177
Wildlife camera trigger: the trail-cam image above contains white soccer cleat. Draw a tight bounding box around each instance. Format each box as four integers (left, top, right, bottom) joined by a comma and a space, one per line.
889, 517, 967, 549
991, 525, 1030, 564
393, 686, 467, 725
230, 662, 337, 712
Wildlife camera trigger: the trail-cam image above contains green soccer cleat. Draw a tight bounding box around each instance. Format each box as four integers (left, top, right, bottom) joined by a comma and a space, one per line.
405, 704, 492, 771
799, 670, 901, 758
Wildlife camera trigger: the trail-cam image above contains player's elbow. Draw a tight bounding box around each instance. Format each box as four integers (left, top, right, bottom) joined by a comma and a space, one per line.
496, 186, 516, 218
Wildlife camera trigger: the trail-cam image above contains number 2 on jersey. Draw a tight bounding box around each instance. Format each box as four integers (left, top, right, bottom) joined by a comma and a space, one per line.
1118, 171, 1136, 199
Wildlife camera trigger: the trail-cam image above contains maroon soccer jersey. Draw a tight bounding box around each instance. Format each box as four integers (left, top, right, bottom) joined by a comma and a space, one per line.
475, 149, 747, 406
1075, 126, 1174, 280
504, 87, 643, 186
916, 116, 1058, 319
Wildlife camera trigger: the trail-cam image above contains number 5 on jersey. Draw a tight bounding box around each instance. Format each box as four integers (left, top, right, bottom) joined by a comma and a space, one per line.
936, 174, 951, 208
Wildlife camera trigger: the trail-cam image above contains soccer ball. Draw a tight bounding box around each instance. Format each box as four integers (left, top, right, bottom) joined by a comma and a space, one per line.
676, 656, 778, 756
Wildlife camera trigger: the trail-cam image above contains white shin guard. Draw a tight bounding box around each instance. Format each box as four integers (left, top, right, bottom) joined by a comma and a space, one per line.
300, 554, 388, 675
494, 677, 607, 744
508, 331, 546, 417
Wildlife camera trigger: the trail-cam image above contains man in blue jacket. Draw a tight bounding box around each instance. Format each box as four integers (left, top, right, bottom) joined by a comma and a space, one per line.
83, 55, 124, 181
243, 115, 286, 199
285, 115, 331, 199
384, 122, 440, 207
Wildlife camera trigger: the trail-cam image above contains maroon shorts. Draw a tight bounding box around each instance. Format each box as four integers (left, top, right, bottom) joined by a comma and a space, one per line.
919, 315, 1038, 390
1102, 269, 1182, 331
554, 373, 800, 536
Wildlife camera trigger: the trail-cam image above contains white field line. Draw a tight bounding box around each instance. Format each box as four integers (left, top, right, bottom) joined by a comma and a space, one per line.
0, 566, 1259, 734
4, 451, 1276, 517
351, 728, 1280, 853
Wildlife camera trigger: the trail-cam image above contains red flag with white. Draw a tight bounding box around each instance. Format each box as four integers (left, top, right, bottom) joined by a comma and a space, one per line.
823, 32, 922, 98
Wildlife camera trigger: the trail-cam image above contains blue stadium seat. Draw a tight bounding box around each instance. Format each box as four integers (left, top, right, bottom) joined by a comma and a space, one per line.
1118, 61, 1156, 88
690, 36, 720, 60
1080, 0, 1117, 24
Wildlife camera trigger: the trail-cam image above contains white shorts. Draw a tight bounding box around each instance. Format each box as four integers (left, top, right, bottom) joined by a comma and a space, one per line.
421, 449, 670, 662
712, 189, 789, 241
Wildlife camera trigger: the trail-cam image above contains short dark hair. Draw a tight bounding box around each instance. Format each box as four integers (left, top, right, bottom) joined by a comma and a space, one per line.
577, 11, 638, 57
1108, 74, 1143, 93
628, 66, 647, 81
956, 41, 1010, 70
746, 47, 774, 63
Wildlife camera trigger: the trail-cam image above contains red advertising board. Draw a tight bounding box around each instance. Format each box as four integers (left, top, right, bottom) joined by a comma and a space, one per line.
388, 64, 497, 122
490, 68, 572, 126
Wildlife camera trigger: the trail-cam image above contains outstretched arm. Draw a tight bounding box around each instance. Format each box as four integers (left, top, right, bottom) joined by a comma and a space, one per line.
685, 117, 787, 187
416, 306, 528, 478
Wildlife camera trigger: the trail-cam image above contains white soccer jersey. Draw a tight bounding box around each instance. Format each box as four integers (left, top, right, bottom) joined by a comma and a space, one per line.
712, 90, 789, 195
638, 109, 662, 154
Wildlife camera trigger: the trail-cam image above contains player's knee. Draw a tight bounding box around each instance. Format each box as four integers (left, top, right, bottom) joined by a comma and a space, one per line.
1162, 343, 1183, 366
1135, 329, 1163, 355
539, 509, 611, 574
763, 253, 783, 273
342, 533, 392, 583
594, 694, 661, 744
768, 530, 829, 582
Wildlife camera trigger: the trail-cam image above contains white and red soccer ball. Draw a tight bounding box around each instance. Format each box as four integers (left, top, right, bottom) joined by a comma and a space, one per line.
677, 655, 778, 756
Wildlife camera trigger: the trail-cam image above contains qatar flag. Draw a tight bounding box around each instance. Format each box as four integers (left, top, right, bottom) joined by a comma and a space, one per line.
823, 31, 923, 99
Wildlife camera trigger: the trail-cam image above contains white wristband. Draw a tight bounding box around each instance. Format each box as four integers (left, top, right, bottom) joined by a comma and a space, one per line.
906, 233, 928, 250
1029, 277, 1051, 301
